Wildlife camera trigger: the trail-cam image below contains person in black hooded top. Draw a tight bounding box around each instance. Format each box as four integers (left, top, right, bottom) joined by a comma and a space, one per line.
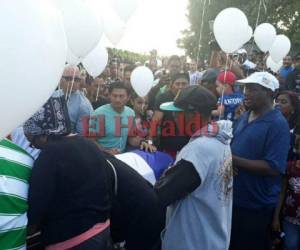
24, 93, 113, 250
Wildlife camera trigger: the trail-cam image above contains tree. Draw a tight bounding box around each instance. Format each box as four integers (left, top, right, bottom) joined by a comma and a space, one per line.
107, 48, 149, 64
178, 0, 300, 60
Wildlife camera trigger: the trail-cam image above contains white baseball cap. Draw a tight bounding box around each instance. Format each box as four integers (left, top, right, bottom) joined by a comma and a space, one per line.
237, 49, 247, 54
237, 72, 279, 92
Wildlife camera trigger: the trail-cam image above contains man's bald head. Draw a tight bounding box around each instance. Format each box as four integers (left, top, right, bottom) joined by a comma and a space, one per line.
63, 65, 81, 78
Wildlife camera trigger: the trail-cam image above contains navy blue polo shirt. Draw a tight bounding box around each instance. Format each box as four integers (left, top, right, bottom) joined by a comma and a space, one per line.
231, 109, 290, 209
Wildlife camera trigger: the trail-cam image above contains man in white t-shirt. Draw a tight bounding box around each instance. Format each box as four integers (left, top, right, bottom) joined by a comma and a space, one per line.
238, 49, 256, 70
189, 59, 203, 85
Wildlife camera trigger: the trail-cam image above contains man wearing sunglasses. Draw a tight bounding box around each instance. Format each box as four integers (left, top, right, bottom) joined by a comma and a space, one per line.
60, 65, 93, 134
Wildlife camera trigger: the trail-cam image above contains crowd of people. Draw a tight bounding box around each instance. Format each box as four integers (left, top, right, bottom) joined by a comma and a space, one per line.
1, 46, 300, 250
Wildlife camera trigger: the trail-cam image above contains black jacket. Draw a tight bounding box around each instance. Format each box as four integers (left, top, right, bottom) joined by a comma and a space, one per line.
28, 136, 112, 245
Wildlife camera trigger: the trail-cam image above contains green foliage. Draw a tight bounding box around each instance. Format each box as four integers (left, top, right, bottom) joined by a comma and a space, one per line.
178, 0, 300, 59
107, 48, 149, 64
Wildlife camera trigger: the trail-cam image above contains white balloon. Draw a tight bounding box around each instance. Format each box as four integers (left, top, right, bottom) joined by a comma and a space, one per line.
269, 35, 291, 63
0, 0, 67, 139
102, 7, 126, 46
245, 26, 253, 44
53, 0, 64, 10
266, 56, 282, 72
61, 0, 103, 58
131, 66, 154, 97
67, 49, 80, 66
82, 43, 108, 78
241, 26, 253, 45
111, 0, 139, 23
254, 23, 276, 52
213, 8, 249, 53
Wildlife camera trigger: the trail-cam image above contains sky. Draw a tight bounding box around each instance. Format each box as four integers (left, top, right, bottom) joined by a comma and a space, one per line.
102, 0, 190, 56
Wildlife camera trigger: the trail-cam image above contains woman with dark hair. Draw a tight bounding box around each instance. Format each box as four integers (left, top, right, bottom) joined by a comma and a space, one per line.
24, 94, 113, 250
272, 91, 300, 250
276, 91, 300, 129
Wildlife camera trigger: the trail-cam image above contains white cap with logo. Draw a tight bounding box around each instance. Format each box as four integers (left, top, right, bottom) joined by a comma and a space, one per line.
237, 72, 279, 92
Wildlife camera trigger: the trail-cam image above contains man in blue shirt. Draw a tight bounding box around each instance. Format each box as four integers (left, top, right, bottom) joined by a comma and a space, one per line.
60, 65, 94, 134
279, 55, 294, 88
286, 53, 300, 94
230, 72, 290, 250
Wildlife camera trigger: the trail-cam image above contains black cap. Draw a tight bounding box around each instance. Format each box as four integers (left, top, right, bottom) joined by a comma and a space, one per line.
160, 85, 217, 117
201, 68, 220, 84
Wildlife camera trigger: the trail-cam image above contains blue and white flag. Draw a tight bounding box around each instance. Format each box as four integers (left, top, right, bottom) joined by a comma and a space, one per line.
116, 150, 174, 184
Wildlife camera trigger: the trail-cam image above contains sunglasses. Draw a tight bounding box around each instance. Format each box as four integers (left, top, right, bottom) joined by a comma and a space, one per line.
62, 76, 81, 82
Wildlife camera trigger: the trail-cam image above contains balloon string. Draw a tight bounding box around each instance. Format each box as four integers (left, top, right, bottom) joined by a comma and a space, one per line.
67, 69, 76, 101
116, 52, 119, 81
255, 0, 262, 28
229, 59, 233, 72
96, 83, 100, 102
224, 54, 229, 76
116, 62, 118, 80
262, 0, 267, 14
196, 0, 207, 66
262, 53, 268, 72
219, 54, 229, 121
250, 0, 263, 53
65, 82, 70, 101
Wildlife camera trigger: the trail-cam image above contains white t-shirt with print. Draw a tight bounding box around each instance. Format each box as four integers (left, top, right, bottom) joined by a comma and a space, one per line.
162, 135, 233, 250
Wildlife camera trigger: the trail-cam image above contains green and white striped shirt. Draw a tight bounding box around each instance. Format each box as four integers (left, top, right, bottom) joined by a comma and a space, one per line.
0, 139, 34, 250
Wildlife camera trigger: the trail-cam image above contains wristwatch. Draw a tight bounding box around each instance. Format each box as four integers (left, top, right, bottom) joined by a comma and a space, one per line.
140, 139, 153, 145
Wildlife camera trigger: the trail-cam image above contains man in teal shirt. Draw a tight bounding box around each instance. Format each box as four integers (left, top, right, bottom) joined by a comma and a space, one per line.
90, 81, 156, 154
